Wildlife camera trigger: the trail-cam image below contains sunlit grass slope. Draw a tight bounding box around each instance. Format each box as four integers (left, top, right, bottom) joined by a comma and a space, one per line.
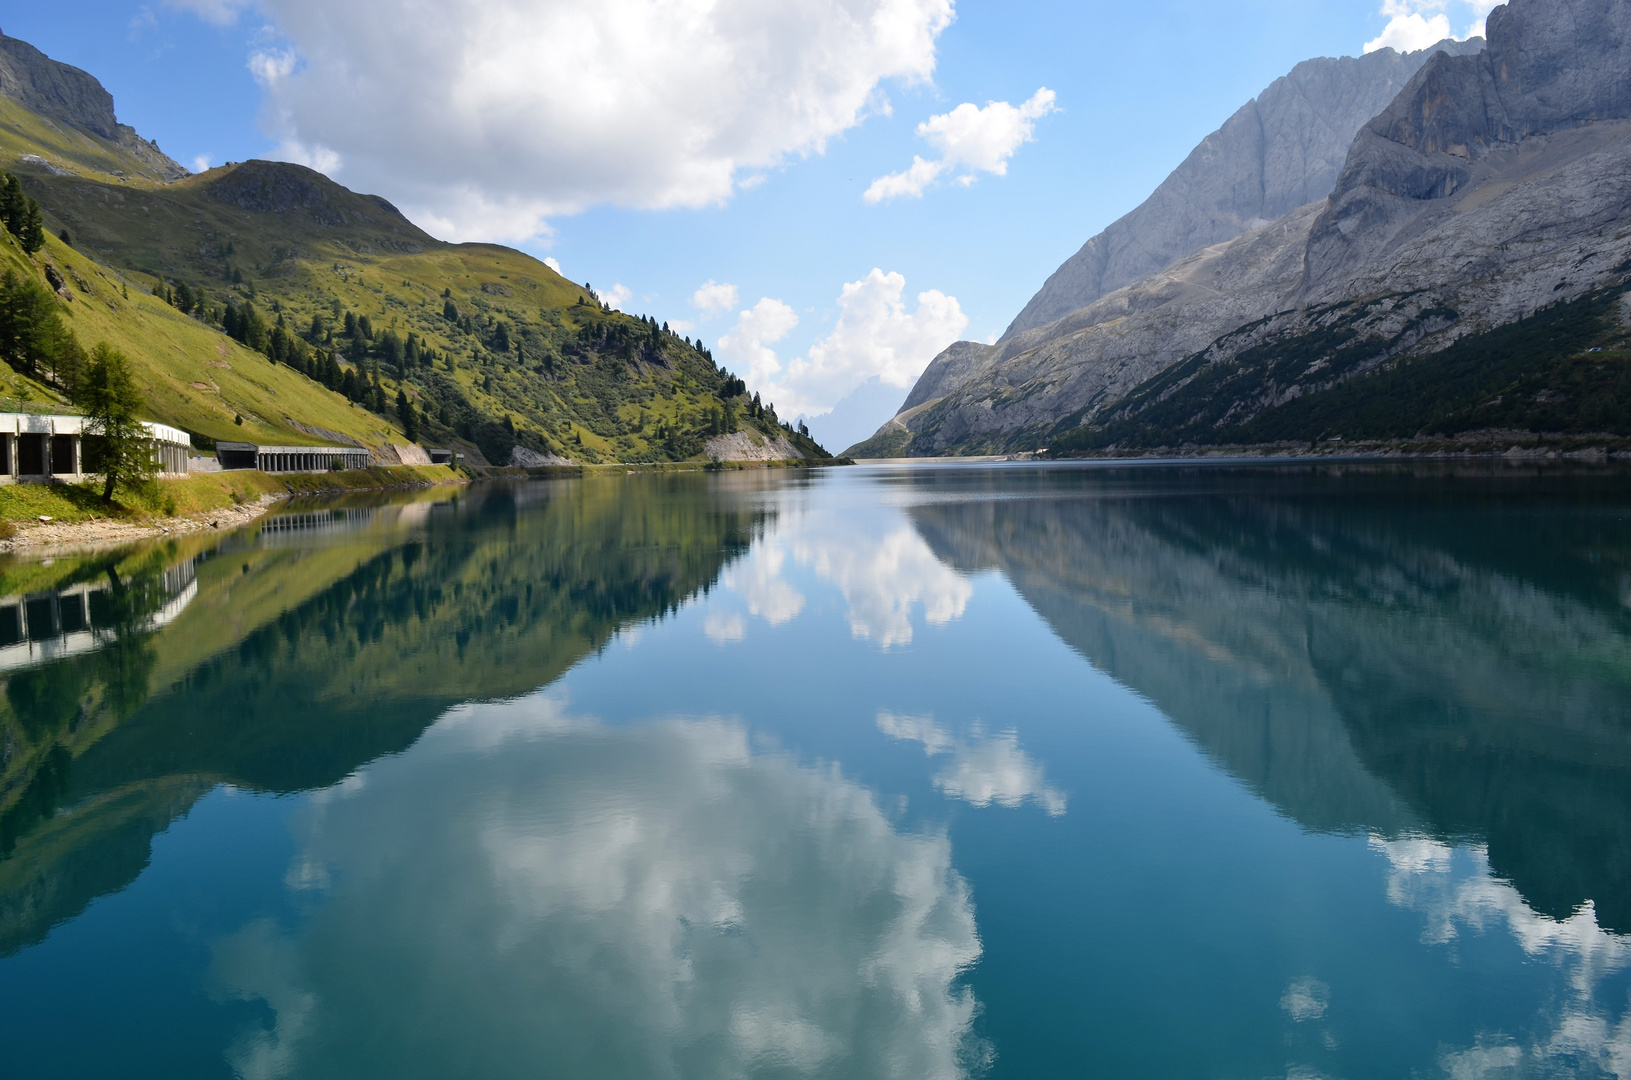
0, 218, 408, 447
17, 157, 826, 463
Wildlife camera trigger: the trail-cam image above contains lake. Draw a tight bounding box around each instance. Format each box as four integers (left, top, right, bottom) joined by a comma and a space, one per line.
1, 461, 1628, 1079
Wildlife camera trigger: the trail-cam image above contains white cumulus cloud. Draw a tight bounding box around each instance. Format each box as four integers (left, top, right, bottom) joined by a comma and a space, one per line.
601, 283, 632, 312
720, 270, 965, 420
865, 88, 1056, 203
863, 155, 947, 203
198, 0, 954, 241
542, 257, 562, 276
1363, 0, 1496, 54
692, 280, 740, 319
784, 269, 965, 418
717, 298, 800, 390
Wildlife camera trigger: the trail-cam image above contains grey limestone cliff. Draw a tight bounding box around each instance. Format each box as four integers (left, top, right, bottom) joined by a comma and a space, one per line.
1003, 38, 1484, 340
0, 34, 187, 181
865, 0, 1631, 456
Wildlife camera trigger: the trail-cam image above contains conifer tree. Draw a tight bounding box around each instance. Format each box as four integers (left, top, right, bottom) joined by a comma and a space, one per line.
19, 199, 45, 254
74, 343, 157, 503
0, 174, 24, 235
397, 388, 419, 441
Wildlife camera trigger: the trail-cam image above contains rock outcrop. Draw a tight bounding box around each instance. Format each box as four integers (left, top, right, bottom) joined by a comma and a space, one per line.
704, 431, 806, 461
1003, 39, 1483, 339
508, 445, 574, 468
1305, 0, 1631, 291
203, 161, 434, 250
0, 34, 188, 181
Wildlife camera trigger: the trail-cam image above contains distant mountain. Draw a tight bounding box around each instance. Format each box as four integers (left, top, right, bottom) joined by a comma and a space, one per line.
0, 36, 829, 463
1003, 38, 1483, 340
802, 376, 908, 458
855, 0, 1631, 458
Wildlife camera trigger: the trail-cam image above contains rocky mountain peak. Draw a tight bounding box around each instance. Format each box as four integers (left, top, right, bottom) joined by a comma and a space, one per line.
0, 35, 118, 139
1000, 37, 1484, 341
1308, 0, 1631, 288
0, 34, 188, 181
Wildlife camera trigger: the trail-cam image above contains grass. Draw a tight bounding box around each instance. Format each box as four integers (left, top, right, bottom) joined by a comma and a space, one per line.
0, 229, 407, 448
0, 465, 460, 525
15, 148, 824, 463
0, 97, 177, 185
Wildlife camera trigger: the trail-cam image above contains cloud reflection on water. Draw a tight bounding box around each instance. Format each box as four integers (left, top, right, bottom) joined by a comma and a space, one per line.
796, 526, 972, 648
212, 697, 987, 1079
1368, 834, 1631, 1078
878, 711, 1065, 816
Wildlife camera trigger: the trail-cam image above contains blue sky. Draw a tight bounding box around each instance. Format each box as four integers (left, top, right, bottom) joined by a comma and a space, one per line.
6, 0, 1495, 445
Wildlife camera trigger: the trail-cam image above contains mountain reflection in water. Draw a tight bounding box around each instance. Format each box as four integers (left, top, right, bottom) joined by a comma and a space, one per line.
0, 477, 767, 958
0, 462, 1627, 1079
903, 463, 1631, 931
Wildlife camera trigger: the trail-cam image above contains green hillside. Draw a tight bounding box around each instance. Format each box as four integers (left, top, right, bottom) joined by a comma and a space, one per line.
0, 224, 409, 447
0, 59, 828, 464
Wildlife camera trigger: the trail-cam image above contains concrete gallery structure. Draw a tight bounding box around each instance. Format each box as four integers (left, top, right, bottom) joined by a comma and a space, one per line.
215, 441, 372, 472
0, 412, 191, 483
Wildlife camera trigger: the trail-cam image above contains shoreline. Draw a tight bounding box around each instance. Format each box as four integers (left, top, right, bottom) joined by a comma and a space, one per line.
0, 466, 468, 556
3, 492, 287, 553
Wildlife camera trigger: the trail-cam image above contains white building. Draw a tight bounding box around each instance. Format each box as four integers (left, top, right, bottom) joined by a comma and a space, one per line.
0, 412, 192, 483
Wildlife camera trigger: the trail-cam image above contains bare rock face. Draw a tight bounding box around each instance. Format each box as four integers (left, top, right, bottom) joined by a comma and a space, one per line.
0, 35, 188, 181
873, 0, 1631, 455
0, 36, 117, 138
704, 431, 806, 461
1306, 0, 1631, 289
509, 446, 574, 468
898, 341, 998, 414
1004, 39, 1483, 339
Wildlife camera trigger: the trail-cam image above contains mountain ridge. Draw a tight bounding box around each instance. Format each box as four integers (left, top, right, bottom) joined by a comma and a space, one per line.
856, 0, 1631, 458
1001, 38, 1485, 341
0, 37, 832, 464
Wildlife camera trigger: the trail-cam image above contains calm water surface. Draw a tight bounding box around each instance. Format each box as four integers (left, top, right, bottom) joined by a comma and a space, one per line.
1, 462, 1629, 1079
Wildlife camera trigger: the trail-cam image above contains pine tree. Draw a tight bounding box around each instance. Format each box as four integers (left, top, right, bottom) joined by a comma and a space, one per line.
73, 343, 157, 503
0, 269, 75, 379
0, 174, 24, 235
397, 388, 419, 441
19, 199, 45, 254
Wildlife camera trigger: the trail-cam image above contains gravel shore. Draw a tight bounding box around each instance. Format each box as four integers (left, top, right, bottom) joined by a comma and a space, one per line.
0, 493, 284, 555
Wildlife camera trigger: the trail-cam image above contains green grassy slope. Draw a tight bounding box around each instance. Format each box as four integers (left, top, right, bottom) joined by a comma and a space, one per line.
0, 220, 397, 446
0, 96, 178, 186
12, 151, 829, 463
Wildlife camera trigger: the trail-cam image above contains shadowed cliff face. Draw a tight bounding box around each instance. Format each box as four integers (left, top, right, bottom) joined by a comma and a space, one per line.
0, 477, 767, 957
903, 463, 1631, 931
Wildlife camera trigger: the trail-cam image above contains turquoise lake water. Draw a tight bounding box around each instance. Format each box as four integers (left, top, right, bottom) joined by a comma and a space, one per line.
0, 462, 1628, 1078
